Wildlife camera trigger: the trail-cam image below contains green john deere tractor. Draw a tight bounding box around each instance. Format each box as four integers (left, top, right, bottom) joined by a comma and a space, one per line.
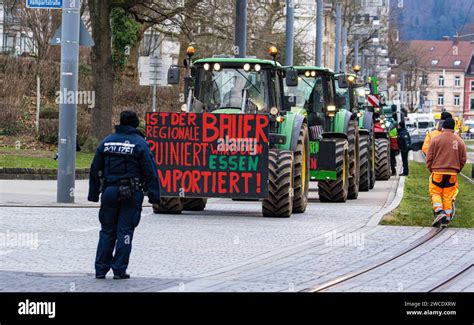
284, 67, 359, 202
335, 73, 376, 192
152, 46, 310, 218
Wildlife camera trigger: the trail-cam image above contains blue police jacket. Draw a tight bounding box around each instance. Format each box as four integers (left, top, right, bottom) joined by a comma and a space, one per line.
88, 125, 161, 203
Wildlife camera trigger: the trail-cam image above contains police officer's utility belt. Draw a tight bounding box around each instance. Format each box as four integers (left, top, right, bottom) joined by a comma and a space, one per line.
107, 178, 142, 201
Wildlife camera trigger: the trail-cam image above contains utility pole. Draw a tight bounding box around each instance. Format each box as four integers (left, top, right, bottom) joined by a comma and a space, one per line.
315, 0, 324, 66
235, 0, 247, 58
285, 0, 295, 66
341, 27, 347, 73
354, 39, 359, 68
57, 0, 81, 203
334, 3, 342, 72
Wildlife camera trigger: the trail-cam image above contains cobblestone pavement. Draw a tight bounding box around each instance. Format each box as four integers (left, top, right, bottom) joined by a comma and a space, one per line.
1, 175, 473, 292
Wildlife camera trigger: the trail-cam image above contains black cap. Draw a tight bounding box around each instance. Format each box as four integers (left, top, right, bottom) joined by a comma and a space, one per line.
120, 111, 139, 128
441, 112, 452, 120
443, 118, 455, 130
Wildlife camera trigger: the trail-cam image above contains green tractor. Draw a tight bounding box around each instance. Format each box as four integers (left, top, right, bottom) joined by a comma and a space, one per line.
151, 46, 310, 218
284, 67, 360, 202
335, 73, 376, 191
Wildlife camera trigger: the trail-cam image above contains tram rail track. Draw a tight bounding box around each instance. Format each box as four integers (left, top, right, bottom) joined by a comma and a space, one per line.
428, 263, 474, 292
304, 227, 448, 292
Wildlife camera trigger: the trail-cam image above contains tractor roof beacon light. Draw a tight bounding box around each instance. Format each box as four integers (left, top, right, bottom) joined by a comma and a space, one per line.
269, 46, 278, 63
186, 46, 196, 57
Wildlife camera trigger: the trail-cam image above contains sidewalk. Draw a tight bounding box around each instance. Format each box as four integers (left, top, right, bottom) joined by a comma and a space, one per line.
0, 179, 99, 207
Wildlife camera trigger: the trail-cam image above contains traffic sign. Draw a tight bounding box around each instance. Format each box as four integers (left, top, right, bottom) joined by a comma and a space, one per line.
368, 94, 380, 107
139, 56, 173, 86
27, 0, 62, 9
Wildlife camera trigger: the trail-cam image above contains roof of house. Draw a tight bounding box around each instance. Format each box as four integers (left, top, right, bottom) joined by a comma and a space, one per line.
407, 40, 474, 72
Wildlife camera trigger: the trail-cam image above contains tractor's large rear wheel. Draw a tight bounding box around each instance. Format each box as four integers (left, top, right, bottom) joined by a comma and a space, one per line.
375, 137, 391, 181
358, 133, 370, 192
347, 121, 360, 200
182, 198, 207, 211
293, 123, 310, 213
263, 149, 294, 218
153, 198, 183, 214
318, 138, 350, 203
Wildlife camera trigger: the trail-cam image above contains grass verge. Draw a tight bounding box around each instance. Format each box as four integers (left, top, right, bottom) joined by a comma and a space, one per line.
382, 161, 474, 228
0, 147, 93, 169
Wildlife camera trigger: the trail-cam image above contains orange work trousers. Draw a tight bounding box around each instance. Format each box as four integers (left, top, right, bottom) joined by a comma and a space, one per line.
429, 173, 459, 218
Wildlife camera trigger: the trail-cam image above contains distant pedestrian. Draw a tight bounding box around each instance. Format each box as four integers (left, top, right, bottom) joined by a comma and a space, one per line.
426, 118, 467, 227
88, 111, 161, 279
397, 121, 411, 176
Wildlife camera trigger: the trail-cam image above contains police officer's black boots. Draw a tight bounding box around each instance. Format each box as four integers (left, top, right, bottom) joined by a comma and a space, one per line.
113, 273, 130, 280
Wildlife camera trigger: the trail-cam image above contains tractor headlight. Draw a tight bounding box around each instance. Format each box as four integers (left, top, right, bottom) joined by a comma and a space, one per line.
213, 63, 221, 71
310, 71, 317, 77
270, 107, 279, 116
203, 63, 210, 71
305, 71, 311, 77
243, 63, 251, 72
327, 105, 336, 112
254, 64, 261, 72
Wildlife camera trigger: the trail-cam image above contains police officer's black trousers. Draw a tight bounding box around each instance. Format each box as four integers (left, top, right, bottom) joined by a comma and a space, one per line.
95, 186, 144, 276
401, 150, 409, 176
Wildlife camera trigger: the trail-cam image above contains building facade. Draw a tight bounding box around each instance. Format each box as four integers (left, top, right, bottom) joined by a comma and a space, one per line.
464, 56, 474, 119
294, 0, 336, 68
408, 39, 474, 117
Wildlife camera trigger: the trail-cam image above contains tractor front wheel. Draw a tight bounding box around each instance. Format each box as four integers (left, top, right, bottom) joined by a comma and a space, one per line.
182, 198, 207, 211
153, 198, 183, 214
263, 149, 294, 218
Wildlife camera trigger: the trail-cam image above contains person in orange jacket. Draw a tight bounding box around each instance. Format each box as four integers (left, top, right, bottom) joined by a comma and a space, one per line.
426, 118, 467, 227
422, 112, 452, 155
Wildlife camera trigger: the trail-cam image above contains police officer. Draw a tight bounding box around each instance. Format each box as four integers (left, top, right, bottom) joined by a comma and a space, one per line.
88, 111, 160, 279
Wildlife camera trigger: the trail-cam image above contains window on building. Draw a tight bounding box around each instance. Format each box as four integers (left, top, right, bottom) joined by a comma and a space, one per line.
471, 98, 474, 110
455, 76, 461, 87
438, 94, 444, 106
471, 80, 474, 91
454, 95, 460, 106
431, 59, 439, 65
421, 74, 428, 86
453, 60, 461, 66
438, 75, 444, 86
